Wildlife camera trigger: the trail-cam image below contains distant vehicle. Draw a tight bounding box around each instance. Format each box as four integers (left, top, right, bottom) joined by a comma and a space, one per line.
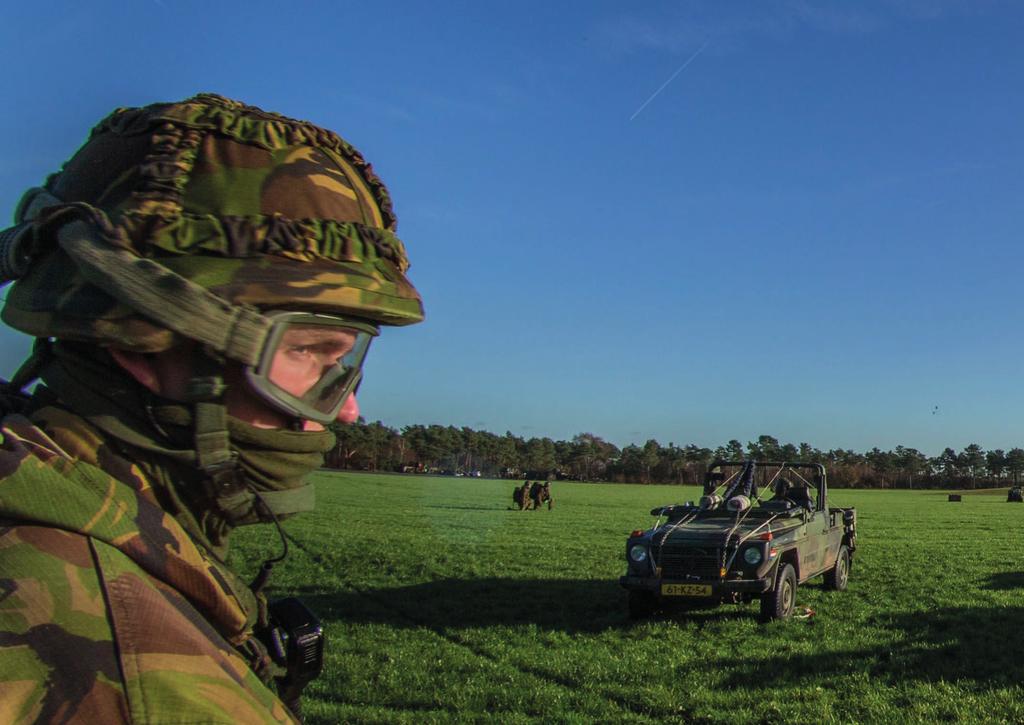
620, 461, 857, 622
1008, 487, 1023, 503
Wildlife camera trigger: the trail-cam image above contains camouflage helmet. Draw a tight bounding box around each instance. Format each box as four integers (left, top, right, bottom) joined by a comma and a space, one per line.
1, 93, 424, 355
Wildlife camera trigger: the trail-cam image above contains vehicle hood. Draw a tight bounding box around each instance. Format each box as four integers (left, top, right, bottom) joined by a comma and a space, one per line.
654, 515, 802, 546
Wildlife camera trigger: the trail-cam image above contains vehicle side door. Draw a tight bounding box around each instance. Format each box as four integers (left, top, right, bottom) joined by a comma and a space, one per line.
820, 508, 844, 571
798, 490, 831, 579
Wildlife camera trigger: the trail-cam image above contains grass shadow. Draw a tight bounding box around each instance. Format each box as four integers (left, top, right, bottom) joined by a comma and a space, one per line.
288, 577, 777, 634
981, 571, 1024, 590
291, 577, 625, 633
716, 605, 1024, 689
284, 577, 701, 634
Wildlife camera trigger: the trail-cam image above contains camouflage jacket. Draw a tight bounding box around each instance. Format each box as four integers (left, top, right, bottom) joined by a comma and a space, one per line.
0, 407, 297, 724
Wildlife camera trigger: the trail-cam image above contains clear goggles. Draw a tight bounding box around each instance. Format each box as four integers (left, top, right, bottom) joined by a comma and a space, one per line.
244, 311, 378, 424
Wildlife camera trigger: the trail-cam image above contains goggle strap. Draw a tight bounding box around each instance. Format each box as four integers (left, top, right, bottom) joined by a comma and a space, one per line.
55, 212, 271, 366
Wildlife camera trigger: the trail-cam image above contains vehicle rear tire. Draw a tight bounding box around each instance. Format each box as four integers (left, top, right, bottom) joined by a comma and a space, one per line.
824, 544, 850, 591
628, 590, 657, 620
760, 563, 797, 622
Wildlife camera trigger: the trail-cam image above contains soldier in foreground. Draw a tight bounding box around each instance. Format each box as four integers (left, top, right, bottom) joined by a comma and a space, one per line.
0, 94, 424, 722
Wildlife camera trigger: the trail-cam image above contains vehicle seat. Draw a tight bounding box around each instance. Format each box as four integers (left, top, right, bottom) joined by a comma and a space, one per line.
787, 486, 814, 510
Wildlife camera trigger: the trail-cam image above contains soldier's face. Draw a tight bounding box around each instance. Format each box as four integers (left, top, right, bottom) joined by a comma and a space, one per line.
111, 343, 360, 430
270, 326, 358, 394
229, 325, 363, 430
225, 363, 360, 430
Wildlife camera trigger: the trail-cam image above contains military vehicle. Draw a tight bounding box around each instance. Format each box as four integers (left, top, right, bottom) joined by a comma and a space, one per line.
620, 461, 856, 622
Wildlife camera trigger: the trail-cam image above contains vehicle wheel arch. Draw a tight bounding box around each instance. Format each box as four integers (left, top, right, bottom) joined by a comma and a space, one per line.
760, 561, 798, 622
779, 547, 800, 581
824, 543, 851, 591
842, 533, 857, 562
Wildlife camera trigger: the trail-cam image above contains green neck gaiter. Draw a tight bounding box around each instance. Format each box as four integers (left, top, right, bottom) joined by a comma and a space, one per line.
217, 418, 335, 526
36, 341, 336, 556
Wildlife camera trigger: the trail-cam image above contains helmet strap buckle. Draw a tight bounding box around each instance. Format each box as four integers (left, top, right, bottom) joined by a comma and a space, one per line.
186, 349, 243, 494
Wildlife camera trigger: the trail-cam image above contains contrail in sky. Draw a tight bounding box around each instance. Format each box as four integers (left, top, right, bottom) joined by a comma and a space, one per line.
629, 39, 710, 121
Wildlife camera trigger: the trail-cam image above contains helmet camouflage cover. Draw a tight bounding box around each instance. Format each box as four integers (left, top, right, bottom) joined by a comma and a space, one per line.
2, 93, 424, 352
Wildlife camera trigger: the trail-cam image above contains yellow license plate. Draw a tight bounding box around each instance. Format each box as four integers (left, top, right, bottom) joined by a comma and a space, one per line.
661, 583, 712, 597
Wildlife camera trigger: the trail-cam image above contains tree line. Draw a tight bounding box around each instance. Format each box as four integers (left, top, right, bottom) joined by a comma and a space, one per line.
325, 423, 1024, 490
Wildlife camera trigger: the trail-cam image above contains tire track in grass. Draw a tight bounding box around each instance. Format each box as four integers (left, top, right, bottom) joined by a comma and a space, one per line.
285, 532, 683, 722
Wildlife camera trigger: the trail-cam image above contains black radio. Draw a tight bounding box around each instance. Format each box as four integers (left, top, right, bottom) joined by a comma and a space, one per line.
261, 597, 324, 719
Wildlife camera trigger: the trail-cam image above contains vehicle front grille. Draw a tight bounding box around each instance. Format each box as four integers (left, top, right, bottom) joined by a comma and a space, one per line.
656, 543, 723, 579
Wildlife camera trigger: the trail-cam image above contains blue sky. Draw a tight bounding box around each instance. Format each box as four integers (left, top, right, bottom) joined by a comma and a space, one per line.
2, 1, 1022, 456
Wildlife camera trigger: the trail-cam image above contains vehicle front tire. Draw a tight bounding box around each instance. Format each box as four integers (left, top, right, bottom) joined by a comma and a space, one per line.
760, 563, 797, 622
824, 544, 850, 591
628, 590, 657, 620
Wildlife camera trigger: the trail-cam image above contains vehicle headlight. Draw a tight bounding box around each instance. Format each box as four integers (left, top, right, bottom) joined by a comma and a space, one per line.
629, 545, 648, 563
743, 547, 763, 565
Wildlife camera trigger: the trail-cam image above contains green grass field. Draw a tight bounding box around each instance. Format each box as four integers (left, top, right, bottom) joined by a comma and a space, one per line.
228, 473, 1024, 724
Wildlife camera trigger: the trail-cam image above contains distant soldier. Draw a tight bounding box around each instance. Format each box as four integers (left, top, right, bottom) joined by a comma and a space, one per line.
530, 481, 553, 510
529, 481, 542, 509
513, 480, 531, 510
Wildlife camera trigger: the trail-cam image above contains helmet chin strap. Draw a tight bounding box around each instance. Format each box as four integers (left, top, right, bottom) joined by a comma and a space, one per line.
184, 348, 291, 594
184, 348, 242, 496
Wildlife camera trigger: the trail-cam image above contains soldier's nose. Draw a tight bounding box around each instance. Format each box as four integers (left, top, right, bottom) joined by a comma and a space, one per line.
336, 394, 360, 424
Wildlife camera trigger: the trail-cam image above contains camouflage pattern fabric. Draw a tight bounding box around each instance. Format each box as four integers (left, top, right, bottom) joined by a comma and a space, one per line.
0, 94, 423, 722
529, 482, 552, 511
2, 93, 424, 353
512, 482, 529, 510
0, 409, 297, 724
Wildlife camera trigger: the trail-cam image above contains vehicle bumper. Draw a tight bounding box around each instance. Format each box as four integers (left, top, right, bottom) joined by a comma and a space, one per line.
619, 574, 773, 596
